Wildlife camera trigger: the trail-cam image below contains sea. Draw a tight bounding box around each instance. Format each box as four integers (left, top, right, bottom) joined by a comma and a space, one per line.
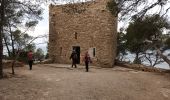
124, 52, 170, 70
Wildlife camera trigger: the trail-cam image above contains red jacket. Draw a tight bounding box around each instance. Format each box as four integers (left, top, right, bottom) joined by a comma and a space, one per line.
27, 52, 33, 60
84, 54, 92, 63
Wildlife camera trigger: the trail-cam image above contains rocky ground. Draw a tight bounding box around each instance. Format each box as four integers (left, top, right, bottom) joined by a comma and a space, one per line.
0, 64, 170, 100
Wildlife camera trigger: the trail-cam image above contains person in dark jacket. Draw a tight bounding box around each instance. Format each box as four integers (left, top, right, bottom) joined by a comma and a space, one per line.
27, 50, 33, 70
70, 50, 78, 68
83, 52, 92, 72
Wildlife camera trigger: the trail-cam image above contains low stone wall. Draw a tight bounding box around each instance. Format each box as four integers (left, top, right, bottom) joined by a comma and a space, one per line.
116, 61, 170, 73
37, 59, 54, 64
2, 60, 24, 68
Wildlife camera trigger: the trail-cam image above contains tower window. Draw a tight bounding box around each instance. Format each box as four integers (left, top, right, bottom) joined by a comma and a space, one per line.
93, 48, 96, 57
75, 32, 78, 39
88, 47, 96, 58
60, 47, 62, 55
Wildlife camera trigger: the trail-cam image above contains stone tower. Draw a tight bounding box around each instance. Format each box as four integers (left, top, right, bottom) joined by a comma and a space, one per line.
49, 0, 117, 67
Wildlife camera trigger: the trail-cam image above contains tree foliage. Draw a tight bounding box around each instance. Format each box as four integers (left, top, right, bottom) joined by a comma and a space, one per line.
3, 0, 43, 57
126, 14, 170, 45
0, 0, 43, 77
165, 35, 170, 48
35, 48, 44, 62
107, 0, 170, 20
116, 31, 127, 61
125, 14, 170, 65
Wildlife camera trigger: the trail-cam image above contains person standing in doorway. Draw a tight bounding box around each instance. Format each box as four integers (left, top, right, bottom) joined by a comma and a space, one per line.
83, 52, 92, 72
70, 50, 78, 68
27, 50, 33, 70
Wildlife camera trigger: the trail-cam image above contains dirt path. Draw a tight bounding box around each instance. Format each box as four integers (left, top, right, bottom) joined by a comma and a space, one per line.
0, 64, 170, 100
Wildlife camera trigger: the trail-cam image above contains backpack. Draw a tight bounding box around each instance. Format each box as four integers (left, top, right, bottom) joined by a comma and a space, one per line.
72, 53, 78, 60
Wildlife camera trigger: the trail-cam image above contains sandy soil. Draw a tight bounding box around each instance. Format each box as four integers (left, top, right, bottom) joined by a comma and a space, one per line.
0, 64, 170, 100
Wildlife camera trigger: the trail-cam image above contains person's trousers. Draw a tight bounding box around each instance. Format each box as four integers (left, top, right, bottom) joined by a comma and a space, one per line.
71, 60, 77, 68
85, 62, 89, 72
29, 60, 33, 70
71, 63, 77, 68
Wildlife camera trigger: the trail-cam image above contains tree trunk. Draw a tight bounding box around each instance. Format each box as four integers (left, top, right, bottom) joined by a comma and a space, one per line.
0, 0, 5, 78
8, 23, 16, 74
3, 36, 11, 57
11, 50, 22, 75
133, 52, 141, 64
9, 26, 15, 57
155, 46, 170, 67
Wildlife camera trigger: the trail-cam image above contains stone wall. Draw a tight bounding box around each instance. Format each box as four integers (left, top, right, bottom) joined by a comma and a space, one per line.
116, 61, 170, 73
49, 0, 117, 67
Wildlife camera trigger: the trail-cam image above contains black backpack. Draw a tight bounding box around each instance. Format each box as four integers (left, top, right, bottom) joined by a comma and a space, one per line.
72, 53, 78, 59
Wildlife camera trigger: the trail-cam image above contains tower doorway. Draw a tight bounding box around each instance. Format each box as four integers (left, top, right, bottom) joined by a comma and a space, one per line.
72, 46, 80, 64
